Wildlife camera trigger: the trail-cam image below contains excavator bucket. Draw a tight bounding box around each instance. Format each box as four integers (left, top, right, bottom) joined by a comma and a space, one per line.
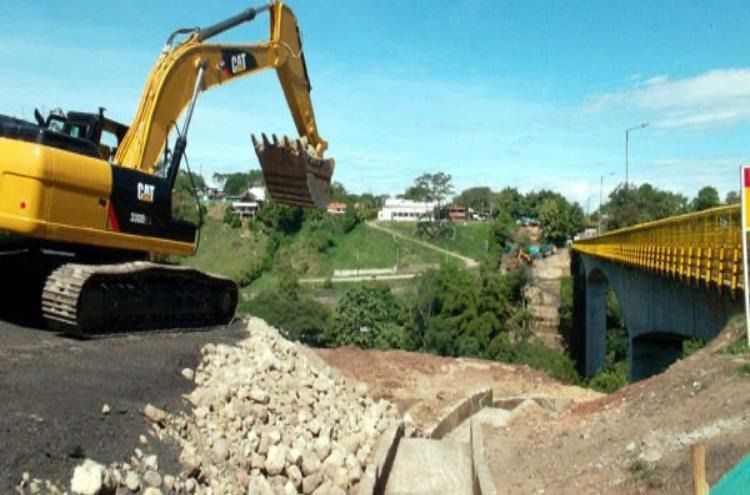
252, 134, 334, 208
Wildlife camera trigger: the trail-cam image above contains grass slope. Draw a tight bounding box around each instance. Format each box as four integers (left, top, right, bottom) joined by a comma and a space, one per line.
376, 221, 492, 261
176, 218, 266, 281
178, 219, 445, 288
276, 222, 445, 278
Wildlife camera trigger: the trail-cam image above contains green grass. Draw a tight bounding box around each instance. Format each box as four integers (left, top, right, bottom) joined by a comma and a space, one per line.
275, 223, 445, 278
376, 221, 492, 260
176, 218, 266, 281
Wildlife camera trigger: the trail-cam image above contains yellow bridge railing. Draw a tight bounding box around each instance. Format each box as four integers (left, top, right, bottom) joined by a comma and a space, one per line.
572, 205, 743, 293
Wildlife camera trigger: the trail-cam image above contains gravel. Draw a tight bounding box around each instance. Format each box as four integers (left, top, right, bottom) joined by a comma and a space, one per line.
17, 317, 398, 494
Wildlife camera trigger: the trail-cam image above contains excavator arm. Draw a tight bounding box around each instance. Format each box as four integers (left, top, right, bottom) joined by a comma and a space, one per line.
114, 2, 333, 207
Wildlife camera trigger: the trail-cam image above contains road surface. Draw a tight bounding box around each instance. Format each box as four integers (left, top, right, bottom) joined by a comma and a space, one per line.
0, 317, 246, 492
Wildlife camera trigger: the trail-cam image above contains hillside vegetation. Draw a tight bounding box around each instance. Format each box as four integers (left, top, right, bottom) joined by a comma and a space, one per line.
376, 220, 492, 261
275, 222, 444, 277
175, 218, 267, 282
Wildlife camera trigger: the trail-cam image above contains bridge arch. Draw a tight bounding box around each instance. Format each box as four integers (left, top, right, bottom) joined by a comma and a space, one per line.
572, 251, 741, 381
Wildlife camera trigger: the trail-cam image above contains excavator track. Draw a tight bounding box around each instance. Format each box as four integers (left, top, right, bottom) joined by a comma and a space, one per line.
41, 262, 238, 337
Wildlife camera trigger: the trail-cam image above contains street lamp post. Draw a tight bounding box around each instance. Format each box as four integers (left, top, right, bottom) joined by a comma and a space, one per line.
625, 122, 649, 189
598, 172, 615, 235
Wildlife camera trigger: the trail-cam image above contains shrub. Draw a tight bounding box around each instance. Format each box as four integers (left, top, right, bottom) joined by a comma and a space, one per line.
329, 284, 407, 348
588, 368, 628, 393
242, 291, 330, 345
682, 338, 706, 358
512, 341, 581, 384
223, 205, 241, 228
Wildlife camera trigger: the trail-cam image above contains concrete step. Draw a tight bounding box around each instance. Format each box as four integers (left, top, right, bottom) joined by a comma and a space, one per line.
528, 305, 558, 320
534, 332, 564, 350
533, 322, 561, 334
446, 407, 512, 443
385, 438, 473, 495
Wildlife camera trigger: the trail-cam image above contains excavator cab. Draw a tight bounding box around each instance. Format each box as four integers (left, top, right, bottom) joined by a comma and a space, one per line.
37, 108, 129, 161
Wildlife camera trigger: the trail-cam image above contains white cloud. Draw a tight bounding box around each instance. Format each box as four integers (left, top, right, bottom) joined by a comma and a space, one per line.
588, 68, 750, 130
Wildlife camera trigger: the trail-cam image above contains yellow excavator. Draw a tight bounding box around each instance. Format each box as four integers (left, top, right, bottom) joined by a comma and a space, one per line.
0, 2, 334, 335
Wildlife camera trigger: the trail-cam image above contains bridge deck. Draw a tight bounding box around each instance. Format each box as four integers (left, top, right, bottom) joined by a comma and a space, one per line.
572, 205, 743, 293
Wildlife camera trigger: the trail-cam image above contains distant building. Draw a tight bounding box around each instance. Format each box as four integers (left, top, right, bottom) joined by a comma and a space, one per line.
327, 202, 347, 215
202, 187, 223, 201
377, 198, 438, 222
445, 204, 468, 222
231, 186, 267, 218
516, 216, 540, 227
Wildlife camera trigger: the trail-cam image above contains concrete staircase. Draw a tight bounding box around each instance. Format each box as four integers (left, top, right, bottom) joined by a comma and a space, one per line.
385, 439, 474, 495
525, 249, 570, 350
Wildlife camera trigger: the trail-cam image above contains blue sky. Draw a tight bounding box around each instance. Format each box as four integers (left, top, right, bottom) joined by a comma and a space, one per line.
3, 1, 750, 208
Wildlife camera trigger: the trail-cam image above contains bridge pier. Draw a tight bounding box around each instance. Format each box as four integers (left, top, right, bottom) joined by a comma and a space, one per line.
584, 271, 607, 377
571, 252, 742, 382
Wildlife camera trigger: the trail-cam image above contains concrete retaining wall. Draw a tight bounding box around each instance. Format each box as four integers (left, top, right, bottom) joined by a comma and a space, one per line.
334, 267, 398, 278
358, 421, 404, 495
470, 417, 497, 495
426, 387, 493, 440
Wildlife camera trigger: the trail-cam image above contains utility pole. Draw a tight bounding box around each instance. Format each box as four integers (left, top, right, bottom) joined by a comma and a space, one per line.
598, 176, 604, 235
598, 172, 615, 235
625, 122, 649, 189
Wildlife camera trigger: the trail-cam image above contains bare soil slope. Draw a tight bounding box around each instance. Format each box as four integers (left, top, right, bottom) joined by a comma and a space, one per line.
315, 346, 599, 432
483, 317, 750, 494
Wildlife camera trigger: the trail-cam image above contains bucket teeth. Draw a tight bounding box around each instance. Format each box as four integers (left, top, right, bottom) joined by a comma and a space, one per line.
250, 133, 334, 209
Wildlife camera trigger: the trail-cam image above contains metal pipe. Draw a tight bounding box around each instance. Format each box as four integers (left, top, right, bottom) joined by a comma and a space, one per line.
181, 63, 206, 137
166, 63, 206, 191
197, 4, 271, 41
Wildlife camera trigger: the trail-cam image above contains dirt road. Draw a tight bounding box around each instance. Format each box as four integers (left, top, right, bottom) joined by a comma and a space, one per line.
0, 319, 246, 493
366, 221, 479, 268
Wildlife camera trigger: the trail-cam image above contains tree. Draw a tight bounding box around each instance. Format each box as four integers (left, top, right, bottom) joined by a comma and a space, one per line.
538, 199, 565, 245
330, 182, 350, 202
725, 190, 740, 205
455, 186, 494, 213
691, 186, 720, 212
172, 170, 206, 225
328, 285, 408, 348
402, 172, 454, 207
213, 170, 264, 195
604, 183, 687, 230
257, 200, 305, 234
400, 183, 431, 202
493, 187, 526, 219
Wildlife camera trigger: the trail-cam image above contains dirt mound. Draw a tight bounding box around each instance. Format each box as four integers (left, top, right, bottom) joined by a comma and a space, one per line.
483, 316, 750, 494
315, 346, 598, 432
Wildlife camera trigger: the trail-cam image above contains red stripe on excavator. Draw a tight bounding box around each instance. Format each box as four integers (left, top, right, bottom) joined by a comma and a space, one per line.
107, 203, 120, 232
745, 167, 750, 188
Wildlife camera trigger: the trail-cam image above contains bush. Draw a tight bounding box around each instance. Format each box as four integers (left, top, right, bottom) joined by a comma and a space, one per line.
242, 291, 330, 345
512, 341, 581, 384
223, 205, 241, 228
329, 284, 408, 348
588, 368, 628, 393
682, 338, 706, 358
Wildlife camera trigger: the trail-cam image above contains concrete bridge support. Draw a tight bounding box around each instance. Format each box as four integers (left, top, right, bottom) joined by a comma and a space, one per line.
571, 252, 742, 381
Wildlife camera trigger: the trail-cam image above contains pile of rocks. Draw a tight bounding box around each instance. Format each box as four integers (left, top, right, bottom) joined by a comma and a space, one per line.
20, 317, 399, 495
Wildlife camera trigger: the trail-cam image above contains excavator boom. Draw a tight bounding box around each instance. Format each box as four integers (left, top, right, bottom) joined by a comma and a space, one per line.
114, 1, 333, 207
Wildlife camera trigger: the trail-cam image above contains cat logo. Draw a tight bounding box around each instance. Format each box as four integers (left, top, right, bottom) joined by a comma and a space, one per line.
137, 182, 155, 203
231, 53, 247, 74
220, 49, 257, 77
